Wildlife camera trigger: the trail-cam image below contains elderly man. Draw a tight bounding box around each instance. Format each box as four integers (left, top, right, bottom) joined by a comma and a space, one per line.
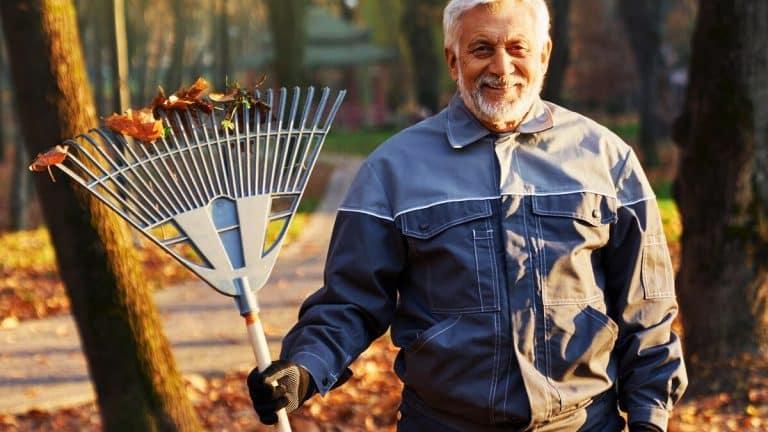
248, 0, 687, 430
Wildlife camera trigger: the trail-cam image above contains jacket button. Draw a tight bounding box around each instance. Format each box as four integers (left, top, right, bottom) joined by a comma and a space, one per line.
419, 223, 430, 230
592, 209, 601, 219
322, 377, 329, 386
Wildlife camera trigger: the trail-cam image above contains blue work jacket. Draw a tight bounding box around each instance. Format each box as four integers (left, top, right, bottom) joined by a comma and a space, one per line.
281, 94, 687, 431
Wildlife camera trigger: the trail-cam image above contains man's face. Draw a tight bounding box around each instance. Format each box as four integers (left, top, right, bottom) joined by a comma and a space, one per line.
445, 0, 552, 132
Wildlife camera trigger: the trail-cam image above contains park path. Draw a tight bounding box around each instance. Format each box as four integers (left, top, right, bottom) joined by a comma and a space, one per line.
0, 156, 362, 415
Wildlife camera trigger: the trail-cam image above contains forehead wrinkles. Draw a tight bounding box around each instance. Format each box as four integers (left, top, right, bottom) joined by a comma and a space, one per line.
458, 1, 537, 43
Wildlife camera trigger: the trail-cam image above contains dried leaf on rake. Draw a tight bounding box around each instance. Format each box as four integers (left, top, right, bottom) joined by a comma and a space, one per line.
28, 144, 69, 182
104, 108, 164, 142
151, 77, 213, 115
209, 79, 271, 131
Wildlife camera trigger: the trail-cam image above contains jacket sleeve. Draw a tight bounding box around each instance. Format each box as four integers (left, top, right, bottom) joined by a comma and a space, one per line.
604, 151, 688, 431
280, 161, 405, 395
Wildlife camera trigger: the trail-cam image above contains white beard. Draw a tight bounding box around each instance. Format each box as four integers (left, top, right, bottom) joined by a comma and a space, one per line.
458, 69, 543, 128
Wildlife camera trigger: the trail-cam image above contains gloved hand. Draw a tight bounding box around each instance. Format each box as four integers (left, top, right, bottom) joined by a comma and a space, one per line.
247, 360, 316, 425
629, 422, 663, 432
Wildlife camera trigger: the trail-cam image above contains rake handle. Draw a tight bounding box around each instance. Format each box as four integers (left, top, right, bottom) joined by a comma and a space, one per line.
238, 277, 292, 432
244, 313, 292, 432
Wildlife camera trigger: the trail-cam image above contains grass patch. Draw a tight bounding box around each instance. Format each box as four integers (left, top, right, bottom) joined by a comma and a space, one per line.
600, 116, 640, 144
323, 128, 397, 156
652, 181, 681, 243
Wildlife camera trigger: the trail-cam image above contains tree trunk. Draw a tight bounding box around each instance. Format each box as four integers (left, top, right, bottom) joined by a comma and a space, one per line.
402, 0, 442, 114
673, 0, 768, 373
541, 0, 571, 104
110, 0, 129, 112
265, 0, 307, 86
92, 0, 107, 114
618, 0, 667, 168
0, 22, 5, 164
166, 0, 187, 91
0, 2, 203, 430
9, 138, 31, 230
126, 0, 149, 106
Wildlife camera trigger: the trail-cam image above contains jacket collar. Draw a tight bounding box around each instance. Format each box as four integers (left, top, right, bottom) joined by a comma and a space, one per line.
446, 93, 554, 149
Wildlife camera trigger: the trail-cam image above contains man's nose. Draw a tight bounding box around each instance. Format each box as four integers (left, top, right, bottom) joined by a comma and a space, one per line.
488, 49, 516, 76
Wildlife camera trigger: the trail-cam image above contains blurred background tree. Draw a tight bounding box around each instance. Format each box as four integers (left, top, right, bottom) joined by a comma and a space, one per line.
618, 0, 668, 168
673, 0, 768, 392
541, 0, 571, 104
0, 1, 202, 429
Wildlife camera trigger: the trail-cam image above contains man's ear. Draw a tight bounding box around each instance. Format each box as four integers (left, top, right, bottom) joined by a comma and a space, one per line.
540, 38, 553, 75
445, 47, 459, 82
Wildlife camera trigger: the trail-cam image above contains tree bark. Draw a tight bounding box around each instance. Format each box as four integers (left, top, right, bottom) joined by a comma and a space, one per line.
673, 0, 768, 371
402, 0, 442, 114
0, 1, 202, 430
265, 0, 307, 86
541, 0, 571, 104
618, 0, 667, 168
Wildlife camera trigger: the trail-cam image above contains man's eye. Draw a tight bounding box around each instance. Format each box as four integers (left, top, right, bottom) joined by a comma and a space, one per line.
509, 45, 529, 55
472, 46, 493, 56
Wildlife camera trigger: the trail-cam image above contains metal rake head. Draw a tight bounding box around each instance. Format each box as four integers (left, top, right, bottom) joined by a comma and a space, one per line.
56, 86, 346, 296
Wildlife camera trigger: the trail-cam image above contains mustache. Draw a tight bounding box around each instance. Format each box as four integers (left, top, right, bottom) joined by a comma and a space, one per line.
475, 74, 526, 88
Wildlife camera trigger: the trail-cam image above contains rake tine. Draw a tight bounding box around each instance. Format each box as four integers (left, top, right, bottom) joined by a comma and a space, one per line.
160, 112, 206, 207
76, 133, 159, 226
208, 104, 233, 198
63, 138, 154, 228
147, 136, 195, 211
322, 89, 346, 133
185, 109, 218, 202
269, 88, 288, 195
283, 87, 314, 192
244, 98, 253, 197
99, 131, 176, 222
197, 108, 225, 198
255, 90, 264, 194
261, 89, 274, 195
90, 129, 169, 223
132, 138, 188, 215
291, 87, 327, 192
276, 87, 301, 192
116, 142, 177, 221
172, 110, 214, 203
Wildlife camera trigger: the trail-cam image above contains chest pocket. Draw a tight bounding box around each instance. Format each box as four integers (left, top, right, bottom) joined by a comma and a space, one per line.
531, 192, 617, 305
399, 200, 500, 313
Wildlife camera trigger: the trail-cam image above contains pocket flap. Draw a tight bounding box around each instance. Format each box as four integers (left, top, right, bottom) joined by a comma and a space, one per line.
532, 192, 617, 226
400, 200, 491, 239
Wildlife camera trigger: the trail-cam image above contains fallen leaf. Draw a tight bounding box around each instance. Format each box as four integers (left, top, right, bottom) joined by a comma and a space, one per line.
28, 144, 69, 181
104, 108, 164, 143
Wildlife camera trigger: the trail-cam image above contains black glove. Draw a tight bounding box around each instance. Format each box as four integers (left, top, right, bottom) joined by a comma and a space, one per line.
247, 360, 316, 425
629, 422, 663, 432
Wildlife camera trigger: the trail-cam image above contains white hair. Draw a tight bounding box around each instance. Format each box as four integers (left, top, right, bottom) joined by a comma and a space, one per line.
443, 0, 551, 52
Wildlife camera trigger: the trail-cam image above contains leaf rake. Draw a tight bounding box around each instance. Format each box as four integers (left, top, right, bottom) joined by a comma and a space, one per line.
53, 86, 346, 432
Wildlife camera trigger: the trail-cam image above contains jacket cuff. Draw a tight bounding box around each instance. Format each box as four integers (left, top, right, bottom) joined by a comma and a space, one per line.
290, 351, 339, 395
627, 406, 669, 431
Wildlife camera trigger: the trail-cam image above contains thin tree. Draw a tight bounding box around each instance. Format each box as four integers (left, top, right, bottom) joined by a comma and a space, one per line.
541, 0, 571, 104
265, 0, 308, 86
618, 0, 667, 168
111, 0, 130, 112
166, 0, 187, 91
0, 1, 202, 430
0, 20, 32, 230
402, 0, 443, 114
673, 0, 768, 389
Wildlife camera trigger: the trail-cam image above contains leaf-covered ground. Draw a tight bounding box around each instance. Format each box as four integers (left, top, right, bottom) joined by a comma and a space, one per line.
1, 337, 767, 431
